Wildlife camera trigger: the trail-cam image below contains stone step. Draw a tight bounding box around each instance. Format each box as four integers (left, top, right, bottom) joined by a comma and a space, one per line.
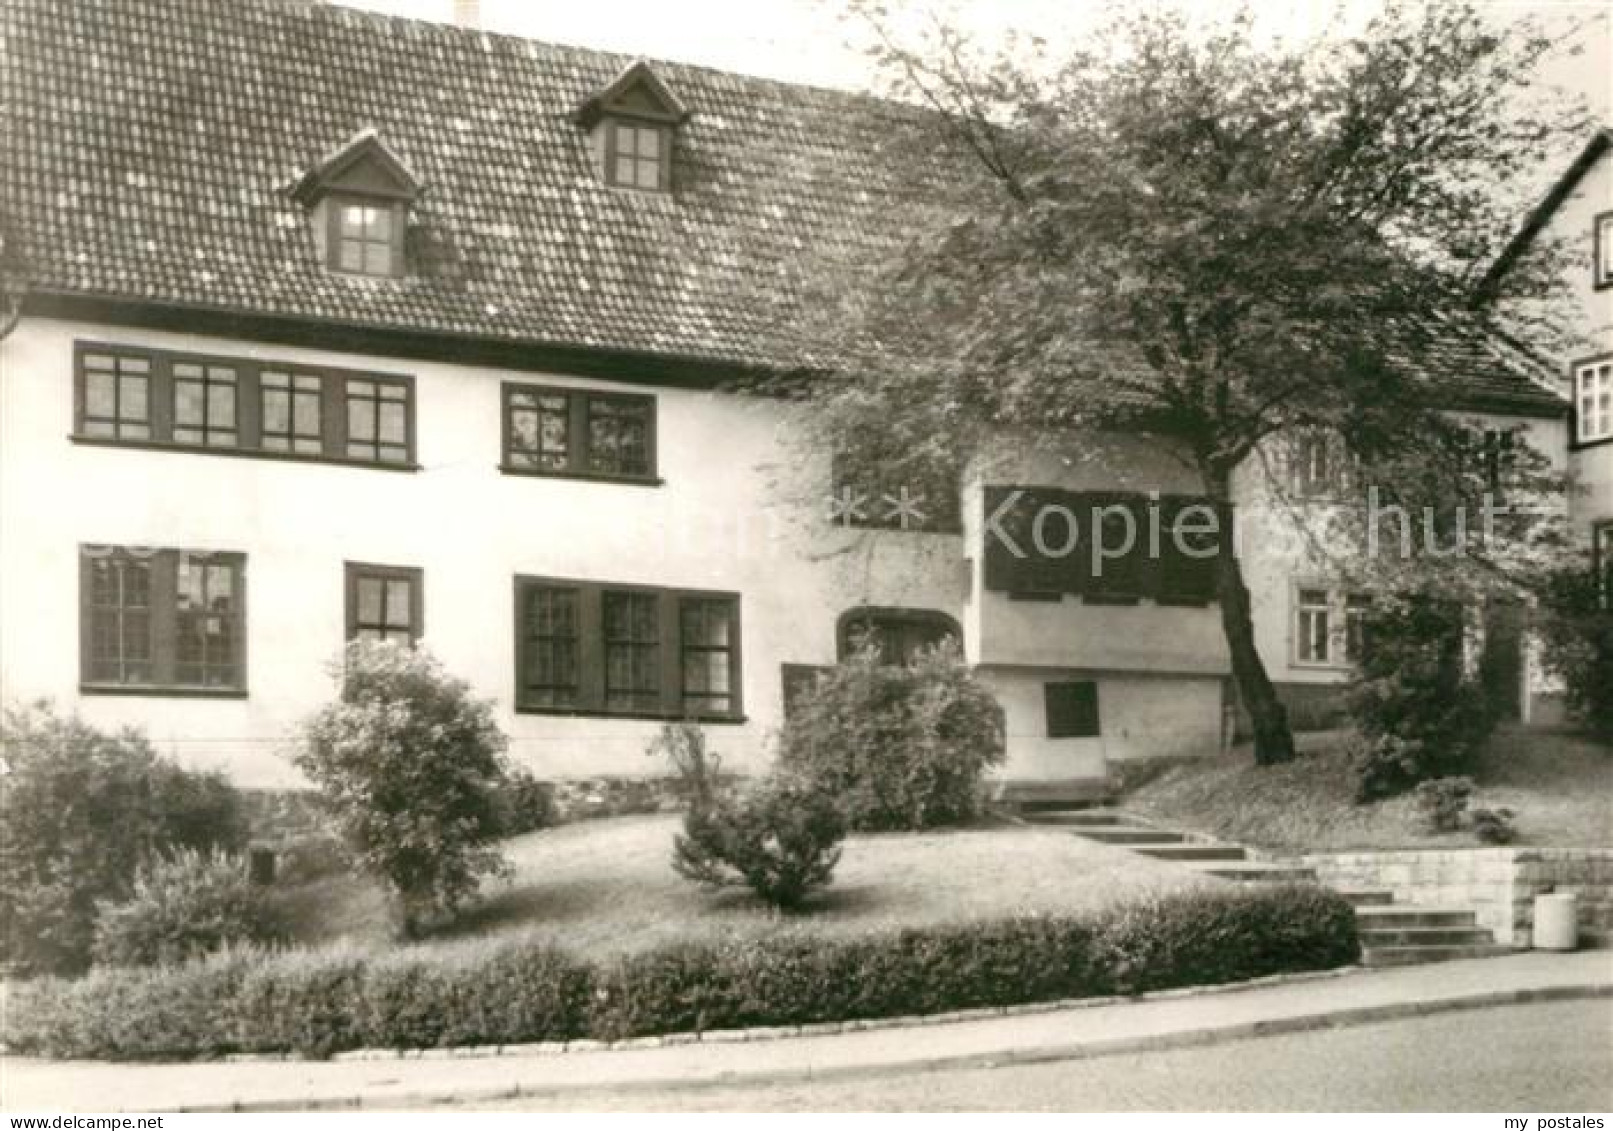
999, 779, 1115, 807
1136, 843, 1248, 862
1072, 828, 1186, 845
1355, 906, 1478, 929
1334, 889, 1395, 907
1361, 943, 1516, 968
1358, 926, 1496, 947
1018, 809, 1136, 827
1192, 862, 1319, 882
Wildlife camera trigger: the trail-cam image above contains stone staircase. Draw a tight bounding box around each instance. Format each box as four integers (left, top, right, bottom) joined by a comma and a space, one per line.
1018, 805, 1514, 967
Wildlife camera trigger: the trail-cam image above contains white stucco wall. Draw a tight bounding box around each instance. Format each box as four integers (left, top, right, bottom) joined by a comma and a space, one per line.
0, 317, 970, 787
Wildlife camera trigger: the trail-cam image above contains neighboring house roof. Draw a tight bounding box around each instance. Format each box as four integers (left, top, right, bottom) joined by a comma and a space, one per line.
0, 0, 1568, 416
1480, 128, 1613, 297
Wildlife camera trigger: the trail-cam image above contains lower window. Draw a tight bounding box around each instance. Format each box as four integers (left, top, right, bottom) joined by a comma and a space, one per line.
515, 577, 741, 719
345, 563, 423, 646
1045, 681, 1100, 738
1294, 585, 1372, 667
81, 546, 246, 694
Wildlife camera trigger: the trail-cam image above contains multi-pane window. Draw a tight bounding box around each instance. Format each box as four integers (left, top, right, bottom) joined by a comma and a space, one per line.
588, 397, 651, 477
502, 385, 656, 481
522, 587, 580, 709
344, 378, 410, 464
1291, 430, 1352, 498
681, 599, 737, 716
1295, 586, 1371, 667
333, 199, 397, 277
175, 555, 241, 687
75, 343, 415, 468
172, 362, 239, 448
515, 578, 741, 719
81, 546, 246, 694
1295, 587, 1333, 665
79, 352, 151, 440
85, 551, 153, 685
1596, 522, 1613, 610
1481, 428, 1516, 493
260, 371, 324, 454
506, 390, 570, 471
1577, 358, 1612, 444
345, 563, 422, 647
608, 121, 668, 190
603, 591, 661, 713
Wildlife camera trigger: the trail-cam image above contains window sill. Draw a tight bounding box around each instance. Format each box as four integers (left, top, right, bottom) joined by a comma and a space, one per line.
499, 464, 664, 487
80, 683, 248, 699
71, 435, 420, 472
1083, 593, 1142, 606
1570, 433, 1613, 452
1289, 660, 1353, 673
515, 705, 746, 725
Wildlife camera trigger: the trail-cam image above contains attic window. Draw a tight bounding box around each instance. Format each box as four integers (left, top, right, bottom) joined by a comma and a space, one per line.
578, 61, 688, 195
608, 122, 669, 191
293, 129, 421, 279
332, 198, 398, 277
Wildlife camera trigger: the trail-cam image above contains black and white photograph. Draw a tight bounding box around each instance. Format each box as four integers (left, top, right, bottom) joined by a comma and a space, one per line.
0, 0, 1609, 1118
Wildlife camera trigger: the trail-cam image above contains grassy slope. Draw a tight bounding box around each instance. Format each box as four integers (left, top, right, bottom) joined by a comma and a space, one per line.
273, 815, 1221, 959
1122, 725, 1613, 855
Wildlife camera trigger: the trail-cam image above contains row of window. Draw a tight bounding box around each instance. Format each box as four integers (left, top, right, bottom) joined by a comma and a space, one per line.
1293, 586, 1372, 668
74, 343, 659, 482
80, 546, 742, 720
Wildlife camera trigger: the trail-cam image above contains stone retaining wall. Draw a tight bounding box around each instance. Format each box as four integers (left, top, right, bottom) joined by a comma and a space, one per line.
1301, 848, 1613, 946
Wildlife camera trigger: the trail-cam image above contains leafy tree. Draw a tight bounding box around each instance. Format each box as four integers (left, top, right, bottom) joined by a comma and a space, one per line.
781, 2, 1585, 764
1535, 553, 1613, 740
294, 642, 513, 937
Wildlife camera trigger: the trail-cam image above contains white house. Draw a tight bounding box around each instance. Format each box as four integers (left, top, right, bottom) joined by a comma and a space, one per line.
0, 0, 1573, 796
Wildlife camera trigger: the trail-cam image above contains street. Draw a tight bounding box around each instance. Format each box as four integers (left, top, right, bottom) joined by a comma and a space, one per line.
431, 998, 1613, 1112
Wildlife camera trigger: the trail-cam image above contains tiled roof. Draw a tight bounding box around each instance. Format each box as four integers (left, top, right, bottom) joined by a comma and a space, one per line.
0, 0, 1568, 416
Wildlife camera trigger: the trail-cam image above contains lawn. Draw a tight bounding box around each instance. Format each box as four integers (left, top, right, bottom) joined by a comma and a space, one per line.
272, 814, 1221, 959
1121, 725, 1613, 855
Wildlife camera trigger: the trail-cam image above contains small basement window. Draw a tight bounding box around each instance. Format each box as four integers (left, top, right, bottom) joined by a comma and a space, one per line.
1045, 681, 1100, 739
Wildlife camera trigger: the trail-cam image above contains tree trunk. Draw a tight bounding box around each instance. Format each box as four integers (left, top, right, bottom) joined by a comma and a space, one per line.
1207, 477, 1297, 766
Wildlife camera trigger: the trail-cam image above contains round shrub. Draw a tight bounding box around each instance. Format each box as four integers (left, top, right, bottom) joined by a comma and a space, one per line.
1, 701, 247, 976
293, 642, 514, 937
1412, 776, 1474, 834
490, 768, 557, 838
780, 641, 1006, 830
91, 848, 283, 968
673, 774, 846, 910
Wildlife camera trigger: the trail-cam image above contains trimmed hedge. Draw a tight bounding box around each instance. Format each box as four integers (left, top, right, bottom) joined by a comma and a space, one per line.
5, 884, 1358, 1061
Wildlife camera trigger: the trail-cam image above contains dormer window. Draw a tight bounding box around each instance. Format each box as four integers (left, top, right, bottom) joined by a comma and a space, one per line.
577, 61, 688, 195
333, 198, 398, 277
293, 129, 421, 278
608, 121, 669, 191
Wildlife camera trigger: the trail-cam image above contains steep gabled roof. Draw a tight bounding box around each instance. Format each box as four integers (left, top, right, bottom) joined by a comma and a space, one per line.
1480, 127, 1613, 295
575, 60, 689, 128
0, 0, 1568, 415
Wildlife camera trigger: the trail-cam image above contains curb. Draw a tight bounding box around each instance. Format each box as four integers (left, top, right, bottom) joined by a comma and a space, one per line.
182, 981, 1613, 1113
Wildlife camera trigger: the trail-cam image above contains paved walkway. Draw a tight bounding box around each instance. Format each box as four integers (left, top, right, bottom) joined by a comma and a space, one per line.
3, 950, 1609, 1112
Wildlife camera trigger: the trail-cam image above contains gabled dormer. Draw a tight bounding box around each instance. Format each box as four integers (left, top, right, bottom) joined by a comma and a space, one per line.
293, 129, 422, 278
576, 61, 688, 193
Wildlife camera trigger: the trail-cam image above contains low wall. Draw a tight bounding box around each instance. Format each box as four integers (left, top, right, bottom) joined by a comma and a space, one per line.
1301, 848, 1613, 947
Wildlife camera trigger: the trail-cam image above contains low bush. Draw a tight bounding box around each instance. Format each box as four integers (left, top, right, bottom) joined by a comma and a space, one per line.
780, 641, 1006, 830
490, 769, 557, 838
1412, 776, 1474, 834
1470, 806, 1517, 845
91, 848, 284, 968
1, 702, 248, 976
7, 884, 1358, 1061
658, 723, 844, 910
293, 643, 513, 937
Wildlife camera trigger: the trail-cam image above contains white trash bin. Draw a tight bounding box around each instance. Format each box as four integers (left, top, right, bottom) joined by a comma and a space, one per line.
1532, 892, 1578, 951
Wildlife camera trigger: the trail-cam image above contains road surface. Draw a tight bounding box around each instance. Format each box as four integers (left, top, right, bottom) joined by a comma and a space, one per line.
422, 998, 1613, 1112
